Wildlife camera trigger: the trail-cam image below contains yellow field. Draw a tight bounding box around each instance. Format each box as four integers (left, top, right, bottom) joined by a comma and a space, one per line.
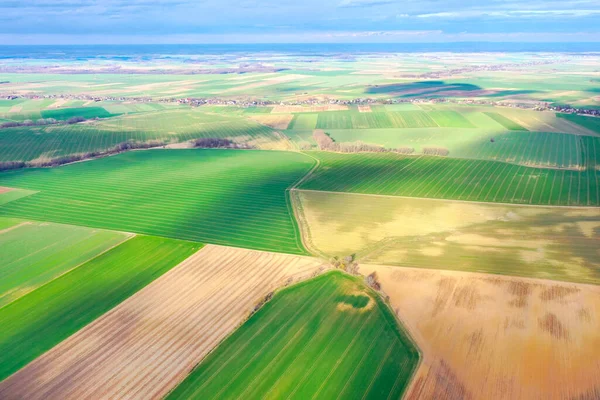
0, 245, 325, 400
294, 190, 600, 284
359, 264, 600, 400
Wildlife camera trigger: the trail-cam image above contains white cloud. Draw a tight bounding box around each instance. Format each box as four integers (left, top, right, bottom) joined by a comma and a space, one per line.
1, 30, 599, 45
417, 9, 600, 18
337, 0, 395, 8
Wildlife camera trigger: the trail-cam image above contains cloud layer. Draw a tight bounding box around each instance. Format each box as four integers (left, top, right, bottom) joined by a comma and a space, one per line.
1, 0, 598, 43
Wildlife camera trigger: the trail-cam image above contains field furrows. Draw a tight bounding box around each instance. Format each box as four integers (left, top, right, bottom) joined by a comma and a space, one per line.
295, 190, 600, 284
0, 245, 325, 400
0, 150, 314, 254
360, 264, 600, 400
0, 220, 130, 307
167, 271, 419, 400
299, 152, 600, 206
0, 110, 282, 162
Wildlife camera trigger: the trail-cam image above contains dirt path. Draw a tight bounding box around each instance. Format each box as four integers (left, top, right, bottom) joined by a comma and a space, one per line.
0, 245, 326, 400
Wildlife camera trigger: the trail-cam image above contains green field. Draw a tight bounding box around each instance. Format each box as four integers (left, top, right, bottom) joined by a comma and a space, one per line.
288, 113, 318, 130
299, 152, 600, 206
40, 106, 116, 120
0, 149, 314, 253
0, 235, 200, 381
0, 217, 22, 230
315, 110, 438, 129
168, 271, 419, 400
0, 188, 37, 205
428, 110, 475, 128
323, 128, 594, 169
0, 220, 129, 307
0, 108, 281, 162
483, 112, 528, 131
557, 113, 600, 134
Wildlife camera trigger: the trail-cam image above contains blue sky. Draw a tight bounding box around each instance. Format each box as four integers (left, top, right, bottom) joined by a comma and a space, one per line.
2, 0, 599, 44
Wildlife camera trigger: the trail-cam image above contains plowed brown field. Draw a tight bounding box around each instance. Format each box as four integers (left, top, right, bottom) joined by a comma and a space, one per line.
359, 264, 600, 400
0, 245, 325, 400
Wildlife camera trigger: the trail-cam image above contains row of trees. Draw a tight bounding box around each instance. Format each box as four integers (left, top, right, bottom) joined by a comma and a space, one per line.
330, 254, 381, 290
422, 147, 450, 156
312, 129, 416, 154
192, 137, 252, 149
0, 139, 167, 171
0, 116, 93, 129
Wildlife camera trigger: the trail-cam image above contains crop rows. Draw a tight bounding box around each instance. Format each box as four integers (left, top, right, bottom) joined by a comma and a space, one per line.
168, 271, 419, 400
428, 111, 475, 128
557, 113, 600, 135
39, 107, 116, 121
451, 131, 593, 169
0, 220, 129, 307
300, 152, 600, 206
0, 235, 200, 382
315, 110, 440, 129
0, 109, 280, 162
0, 245, 323, 399
0, 149, 314, 254
483, 112, 528, 131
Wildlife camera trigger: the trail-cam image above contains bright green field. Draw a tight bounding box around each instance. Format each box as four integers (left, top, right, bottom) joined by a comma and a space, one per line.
0, 149, 314, 254
168, 271, 419, 400
557, 113, 600, 134
0, 188, 37, 205
0, 216, 20, 230
288, 113, 318, 130
315, 110, 438, 129
40, 106, 116, 120
0, 220, 129, 307
0, 235, 200, 381
324, 129, 595, 169
299, 152, 600, 206
0, 108, 280, 162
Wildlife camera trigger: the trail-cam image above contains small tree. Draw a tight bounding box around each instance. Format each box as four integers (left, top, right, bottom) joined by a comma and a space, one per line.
330, 256, 342, 269
365, 271, 380, 290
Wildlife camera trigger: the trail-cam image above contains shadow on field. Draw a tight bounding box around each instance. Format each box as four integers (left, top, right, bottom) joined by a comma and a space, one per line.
365, 80, 538, 98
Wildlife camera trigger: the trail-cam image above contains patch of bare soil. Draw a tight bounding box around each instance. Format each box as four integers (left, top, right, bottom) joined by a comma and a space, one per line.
0, 245, 325, 400
360, 264, 600, 400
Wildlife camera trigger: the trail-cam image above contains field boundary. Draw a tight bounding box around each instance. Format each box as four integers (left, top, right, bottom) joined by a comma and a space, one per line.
0, 231, 136, 312
288, 190, 327, 259
0, 221, 30, 235
296, 188, 600, 209
284, 151, 322, 255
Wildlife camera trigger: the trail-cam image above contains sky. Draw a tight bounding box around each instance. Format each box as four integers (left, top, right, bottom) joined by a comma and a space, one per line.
1, 0, 599, 44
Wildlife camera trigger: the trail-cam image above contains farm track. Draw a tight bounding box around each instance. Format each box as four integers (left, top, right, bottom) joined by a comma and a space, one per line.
0, 245, 325, 400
